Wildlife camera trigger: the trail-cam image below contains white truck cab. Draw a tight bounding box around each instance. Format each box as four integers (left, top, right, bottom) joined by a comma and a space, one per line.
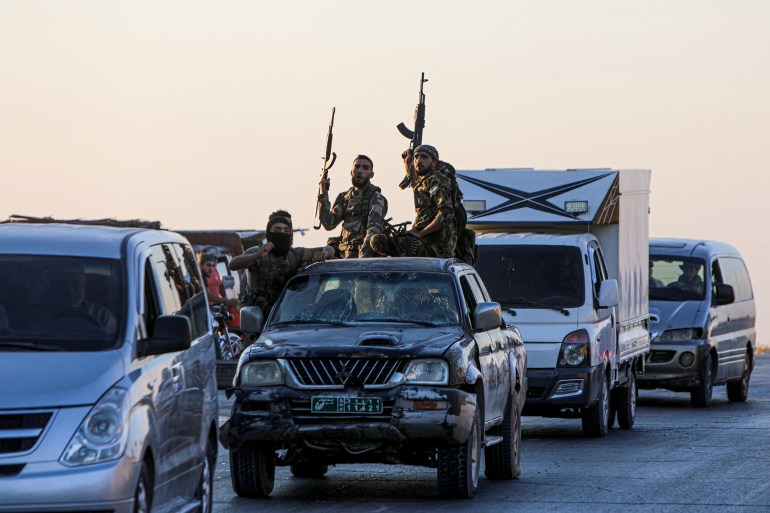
458, 168, 651, 436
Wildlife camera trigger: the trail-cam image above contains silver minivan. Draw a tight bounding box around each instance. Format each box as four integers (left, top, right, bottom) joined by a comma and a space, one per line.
640, 238, 756, 406
0, 224, 218, 513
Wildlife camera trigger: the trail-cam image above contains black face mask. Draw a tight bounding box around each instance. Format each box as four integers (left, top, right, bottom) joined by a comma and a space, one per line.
266, 232, 292, 257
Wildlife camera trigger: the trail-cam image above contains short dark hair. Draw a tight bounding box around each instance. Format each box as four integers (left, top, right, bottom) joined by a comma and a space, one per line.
354, 154, 374, 171
198, 252, 216, 266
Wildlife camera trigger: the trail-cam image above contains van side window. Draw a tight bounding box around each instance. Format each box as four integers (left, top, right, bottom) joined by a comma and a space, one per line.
149, 243, 208, 339
171, 243, 209, 338
719, 257, 753, 302
143, 260, 160, 337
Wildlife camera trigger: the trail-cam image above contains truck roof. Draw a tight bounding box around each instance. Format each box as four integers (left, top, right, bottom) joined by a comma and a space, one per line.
0, 223, 179, 258
650, 237, 741, 259
298, 257, 468, 275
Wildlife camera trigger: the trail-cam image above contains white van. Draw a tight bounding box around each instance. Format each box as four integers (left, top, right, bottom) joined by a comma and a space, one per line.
641, 238, 757, 406
0, 223, 219, 513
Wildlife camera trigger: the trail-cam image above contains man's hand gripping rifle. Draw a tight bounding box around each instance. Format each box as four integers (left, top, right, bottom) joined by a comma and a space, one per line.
314, 107, 337, 230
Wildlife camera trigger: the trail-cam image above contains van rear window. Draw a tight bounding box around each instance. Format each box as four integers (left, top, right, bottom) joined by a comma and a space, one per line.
0, 256, 123, 351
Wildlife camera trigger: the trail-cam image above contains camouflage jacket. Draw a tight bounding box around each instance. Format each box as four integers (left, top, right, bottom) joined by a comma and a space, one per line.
318, 183, 388, 257
242, 246, 305, 315
411, 170, 457, 258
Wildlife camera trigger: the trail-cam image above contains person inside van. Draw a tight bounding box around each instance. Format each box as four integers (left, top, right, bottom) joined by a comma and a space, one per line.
53, 264, 118, 334
649, 260, 664, 289
671, 261, 704, 294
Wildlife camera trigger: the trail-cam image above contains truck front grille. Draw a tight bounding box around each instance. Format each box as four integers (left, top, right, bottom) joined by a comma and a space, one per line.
0, 411, 53, 455
286, 358, 405, 388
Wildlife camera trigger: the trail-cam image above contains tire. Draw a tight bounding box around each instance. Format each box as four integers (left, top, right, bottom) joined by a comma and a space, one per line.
613, 371, 637, 429
437, 409, 481, 498
195, 440, 215, 513
290, 463, 329, 478
484, 395, 522, 480
230, 442, 275, 498
691, 353, 714, 407
582, 371, 610, 437
133, 461, 153, 513
726, 351, 751, 402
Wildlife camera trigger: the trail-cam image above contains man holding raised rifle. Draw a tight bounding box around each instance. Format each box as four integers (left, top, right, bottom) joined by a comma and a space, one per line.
371, 144, 457, 258
317, 155, 388, 258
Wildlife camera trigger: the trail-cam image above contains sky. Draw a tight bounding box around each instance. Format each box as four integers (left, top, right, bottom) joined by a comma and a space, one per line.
1, 1, 768, 346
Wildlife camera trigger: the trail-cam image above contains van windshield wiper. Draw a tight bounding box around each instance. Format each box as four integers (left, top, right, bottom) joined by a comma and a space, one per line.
501, 298, 570, 316
0, 340, 64, 351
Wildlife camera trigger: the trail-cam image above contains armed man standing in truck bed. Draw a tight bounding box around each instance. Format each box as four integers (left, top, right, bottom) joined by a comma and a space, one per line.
371, 144, 457, 258
317, 155, 388, 258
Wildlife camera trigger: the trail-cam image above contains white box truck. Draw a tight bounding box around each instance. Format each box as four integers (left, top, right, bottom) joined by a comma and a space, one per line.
457, 168, 651, 436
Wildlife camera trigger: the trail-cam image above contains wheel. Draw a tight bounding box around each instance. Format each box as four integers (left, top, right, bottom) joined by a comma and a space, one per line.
133, 461, 153, 513
582, 371, 610, 437
484, 395, 521, 479
437, 409, 481, 498
290, 463, 329, 478
613, 372, 637, 429
229, 442, 275, 498
194, 440, 215, 513
726, 351, 752, 402
691, 353, 714, 407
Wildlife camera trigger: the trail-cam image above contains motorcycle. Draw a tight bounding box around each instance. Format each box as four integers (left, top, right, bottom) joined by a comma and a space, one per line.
210, 304, 244, 360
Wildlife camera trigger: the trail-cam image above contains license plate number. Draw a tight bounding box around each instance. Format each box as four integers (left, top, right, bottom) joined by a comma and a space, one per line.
311, 396, 383, 414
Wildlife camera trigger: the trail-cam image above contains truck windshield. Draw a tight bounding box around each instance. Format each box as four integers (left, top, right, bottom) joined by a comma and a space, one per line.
476, 245, 585, 309
649, 256, 706, 301
0, 255, 123, 351
270, 271, 461, 327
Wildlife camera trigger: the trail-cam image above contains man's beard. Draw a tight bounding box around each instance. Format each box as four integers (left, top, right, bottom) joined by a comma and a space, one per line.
415, 166, 431, 177
351, 176, 370, 187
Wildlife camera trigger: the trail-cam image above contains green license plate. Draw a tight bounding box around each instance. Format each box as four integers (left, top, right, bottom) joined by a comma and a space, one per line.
311, 396, 383, 414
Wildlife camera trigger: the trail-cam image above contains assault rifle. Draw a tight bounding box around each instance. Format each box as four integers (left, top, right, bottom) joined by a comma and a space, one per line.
397, 72, 428, 154
383, 218, 412, 237
314, 107, 337, 230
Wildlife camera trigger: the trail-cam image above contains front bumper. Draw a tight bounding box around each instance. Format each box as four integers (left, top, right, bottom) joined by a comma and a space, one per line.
522, 365, 604, 415
638, 340, 709, 389
219, 385, 477, 450
0, 457, 139, 513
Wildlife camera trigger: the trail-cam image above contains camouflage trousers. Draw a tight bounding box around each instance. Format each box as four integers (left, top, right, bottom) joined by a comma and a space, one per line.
370, 233, 429, 257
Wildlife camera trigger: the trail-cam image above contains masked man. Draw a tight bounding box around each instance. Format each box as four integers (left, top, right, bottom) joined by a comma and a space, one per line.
229, 210, 335, 317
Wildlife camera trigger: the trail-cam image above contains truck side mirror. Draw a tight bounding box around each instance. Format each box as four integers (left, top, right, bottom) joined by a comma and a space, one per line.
714, 283, 735, 306
598, 279, 619, 309
473, 302, 502, 332
240, 306, 264, 336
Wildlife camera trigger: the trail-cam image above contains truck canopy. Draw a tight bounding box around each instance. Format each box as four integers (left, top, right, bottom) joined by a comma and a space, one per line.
457, 168, 651, 325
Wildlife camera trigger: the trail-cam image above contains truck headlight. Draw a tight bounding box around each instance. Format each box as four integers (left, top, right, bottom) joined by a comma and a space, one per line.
240, 360, 284, 386
60, 387, 129, 467
558, 329, 589, 367
658, 329, 701, 342
403, 359, 449, 385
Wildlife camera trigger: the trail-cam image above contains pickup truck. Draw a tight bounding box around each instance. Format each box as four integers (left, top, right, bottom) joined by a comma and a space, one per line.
219, 257, 527, 499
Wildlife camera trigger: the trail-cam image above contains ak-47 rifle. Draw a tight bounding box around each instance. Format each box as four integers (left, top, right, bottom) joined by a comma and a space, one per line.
397, 72, 428, 155
314, 107, 337, 230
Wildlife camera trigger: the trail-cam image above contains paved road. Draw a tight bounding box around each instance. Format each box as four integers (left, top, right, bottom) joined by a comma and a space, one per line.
212, 354, 770, 513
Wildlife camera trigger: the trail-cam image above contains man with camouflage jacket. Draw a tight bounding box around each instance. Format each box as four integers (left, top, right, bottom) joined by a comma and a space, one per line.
371, 145, 457, 258
318, 155, 388, 258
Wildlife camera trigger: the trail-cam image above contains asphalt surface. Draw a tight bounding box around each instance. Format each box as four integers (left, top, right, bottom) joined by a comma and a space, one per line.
212, 354, 770, 513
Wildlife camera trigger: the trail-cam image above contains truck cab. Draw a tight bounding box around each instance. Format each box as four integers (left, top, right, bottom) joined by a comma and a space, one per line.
459, 168, 651, 436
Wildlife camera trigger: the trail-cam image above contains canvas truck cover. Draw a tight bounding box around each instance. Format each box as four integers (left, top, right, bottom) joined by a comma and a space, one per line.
457, 168, 651, 326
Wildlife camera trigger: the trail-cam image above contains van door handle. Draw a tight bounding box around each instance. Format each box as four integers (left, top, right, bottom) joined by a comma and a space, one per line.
171, 364, 184, 393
